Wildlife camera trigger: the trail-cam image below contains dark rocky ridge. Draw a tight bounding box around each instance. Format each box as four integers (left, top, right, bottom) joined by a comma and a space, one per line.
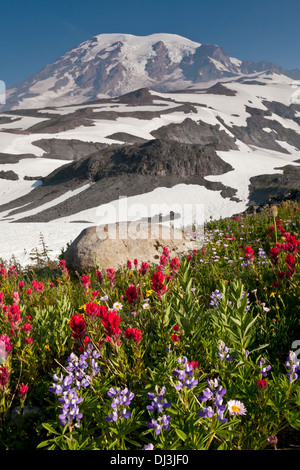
105, 133, 147, 144
1, 88, 170, 121
151, 118, 238, 150
31, 139, 120, 161
0, 116, 21, 125
217, 105, 300, 154
37, 139, 233, 184
248, 163, 300, 206
0, 170, 19, 180
179, 44, 239, 83
0, 153, 35, 164
0, 139, 239, 222
262, 100, 300, 127
25, 115, 95, 134
73, 87, 167, 107
204, 83, 236, 96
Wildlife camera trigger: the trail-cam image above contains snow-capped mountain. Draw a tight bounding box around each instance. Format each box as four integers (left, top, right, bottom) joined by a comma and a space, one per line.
0, 33, 300, 266
3, 33, 300, 111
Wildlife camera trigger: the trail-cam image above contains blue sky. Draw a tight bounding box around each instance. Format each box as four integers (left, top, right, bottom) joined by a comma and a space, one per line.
1, 0, 299, 87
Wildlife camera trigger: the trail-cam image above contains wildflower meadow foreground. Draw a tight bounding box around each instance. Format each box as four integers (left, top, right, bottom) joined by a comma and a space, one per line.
0, 200, 299, 450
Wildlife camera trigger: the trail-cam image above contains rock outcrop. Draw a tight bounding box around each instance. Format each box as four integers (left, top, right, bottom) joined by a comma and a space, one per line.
63, 221, 195, 272
0, 170, 19, 180
0, 139, 236, 222
248, 163, 300, 206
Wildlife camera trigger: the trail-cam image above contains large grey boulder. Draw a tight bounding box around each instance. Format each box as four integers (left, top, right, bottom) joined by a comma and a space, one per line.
64, 221, 195, 272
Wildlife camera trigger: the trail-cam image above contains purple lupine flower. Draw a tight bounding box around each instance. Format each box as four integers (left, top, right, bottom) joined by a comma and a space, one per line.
57, 388, 83, 427
81, 344, 101, 370
147, 386, 172, 413
243, 349, 250, 359
257, 248, 268, 266
63, 374, 74, 390
172, 356, 198, 391
64, 344, 101, 390
258, 358, 272, 377
215, 385, 227, 403
108, 387, 135, 406
198, 378, 228, 423
49, 373, 64, 395
198, 387, 213, 402
214, 386, 227, 422
285, 351, 300, 383
105, 387, 135, 422
105, 409, 118, 422
241, 261, 249, 267
147, 414, 171, 435
198, 405, 214, 418
209, 289, 222, 308
49, 344, 101, 427
258, 248, 267, 259
217, 340, 232, 362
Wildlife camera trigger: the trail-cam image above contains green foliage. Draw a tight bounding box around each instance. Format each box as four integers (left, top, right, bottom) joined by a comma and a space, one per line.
31, 296, 74, 362
0, 199, 300, 450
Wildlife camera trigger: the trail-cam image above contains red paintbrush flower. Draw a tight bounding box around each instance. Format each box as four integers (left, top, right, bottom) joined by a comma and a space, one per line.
18, 383, 29, 400
101, 310, 121, 339
69, 314, 87, 340
151, 272, 167, 296
125, 284, 140, 304
124, 327, 142, 343
244, 246, 254, 261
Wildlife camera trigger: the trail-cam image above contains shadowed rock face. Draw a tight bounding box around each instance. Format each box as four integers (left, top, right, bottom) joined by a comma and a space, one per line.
0, 138, 237, 222
145, 41, 177, 80
151, 118, 238, 150
74, 41, 125, 95
0, 116, 21, 125
31, 138, 234, 187
217, 105, 300, 154
117, 88, 159, 105
179, 44, 239, 82
205, 83, 236, 96
0, 170, 19, 180
248, 164, 300, 206
31, 139, 120, 161
41, 138, 233, 182
0, 153, 34, 164
262, 100, 300, 127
